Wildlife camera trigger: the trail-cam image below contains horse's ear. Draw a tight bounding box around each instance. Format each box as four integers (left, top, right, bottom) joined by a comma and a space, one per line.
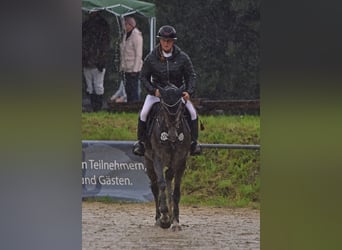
159, 87, 166, 97
175, 85, 184, 97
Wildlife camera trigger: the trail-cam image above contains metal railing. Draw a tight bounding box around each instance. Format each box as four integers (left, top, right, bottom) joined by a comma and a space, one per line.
82, 140, 260, 150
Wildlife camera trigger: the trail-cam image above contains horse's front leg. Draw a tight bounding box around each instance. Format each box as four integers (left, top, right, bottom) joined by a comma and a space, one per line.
153, 157, 171, 228
171, 162, 186, 231
165, 168, 174, 218
144, 157, 160, 223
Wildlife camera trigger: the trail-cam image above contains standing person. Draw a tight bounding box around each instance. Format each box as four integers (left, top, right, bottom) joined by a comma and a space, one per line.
132, 25, 201, 156
82, 12, 110, 112
120, 16, 143, 102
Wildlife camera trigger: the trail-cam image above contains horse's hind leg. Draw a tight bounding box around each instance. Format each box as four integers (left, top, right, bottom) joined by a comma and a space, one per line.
145, 158, 160, 224
171, 164, 186, 231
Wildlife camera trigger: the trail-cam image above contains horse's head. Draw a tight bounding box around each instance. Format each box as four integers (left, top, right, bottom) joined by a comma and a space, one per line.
158, 85, 186, 142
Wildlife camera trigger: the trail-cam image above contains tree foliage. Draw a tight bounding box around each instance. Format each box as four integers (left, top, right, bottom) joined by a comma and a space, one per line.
148, 0, 260, 99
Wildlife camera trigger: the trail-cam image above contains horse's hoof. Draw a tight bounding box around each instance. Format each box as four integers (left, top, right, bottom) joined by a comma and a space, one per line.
160, 220, 171, 229
159, 216, 171, 229
171, 224, 182, 232
155, 218, 171, 228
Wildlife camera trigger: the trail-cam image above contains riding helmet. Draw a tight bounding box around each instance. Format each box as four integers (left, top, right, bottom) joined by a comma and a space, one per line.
156, 25, 177, 40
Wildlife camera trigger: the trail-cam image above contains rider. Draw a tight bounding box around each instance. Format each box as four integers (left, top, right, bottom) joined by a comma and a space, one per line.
132, 25, 201, 156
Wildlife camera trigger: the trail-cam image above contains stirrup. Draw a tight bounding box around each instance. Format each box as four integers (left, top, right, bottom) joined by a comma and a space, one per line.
190, 141, 202, 156
133, 141, 145, 156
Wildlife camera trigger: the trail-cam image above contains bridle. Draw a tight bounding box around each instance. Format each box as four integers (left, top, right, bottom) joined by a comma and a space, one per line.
157, 86, 187, 143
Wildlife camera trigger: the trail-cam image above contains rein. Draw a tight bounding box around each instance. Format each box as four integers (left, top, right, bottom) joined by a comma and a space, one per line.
160, 98, 185, 116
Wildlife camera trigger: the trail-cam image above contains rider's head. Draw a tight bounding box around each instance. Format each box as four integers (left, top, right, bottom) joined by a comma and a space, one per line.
157, 25, 177, 53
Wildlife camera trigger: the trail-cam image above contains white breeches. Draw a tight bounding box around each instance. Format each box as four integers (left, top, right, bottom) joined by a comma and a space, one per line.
83, 67, 105, 95
139, 94, 197, 122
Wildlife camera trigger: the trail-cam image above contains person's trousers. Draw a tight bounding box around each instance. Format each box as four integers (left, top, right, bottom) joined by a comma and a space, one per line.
83, 67, 105, 111
124, 72, 140, 102
83, 67, 105, 95
139, 94, 197, 122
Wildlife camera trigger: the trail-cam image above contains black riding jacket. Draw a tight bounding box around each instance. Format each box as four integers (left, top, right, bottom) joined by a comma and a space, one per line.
140, 44, 196, 96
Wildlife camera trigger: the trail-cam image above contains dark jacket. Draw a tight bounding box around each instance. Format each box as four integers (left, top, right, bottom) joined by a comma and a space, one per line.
82, 14, 110, 71
140, 44, 196, 96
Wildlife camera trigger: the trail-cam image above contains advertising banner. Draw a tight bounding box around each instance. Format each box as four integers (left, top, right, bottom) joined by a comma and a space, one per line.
82, 140, 153, 202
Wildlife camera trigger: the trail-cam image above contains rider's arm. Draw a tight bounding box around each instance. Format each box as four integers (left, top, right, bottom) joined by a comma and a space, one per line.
140, 54, 157, 95
182, 52, 196, 96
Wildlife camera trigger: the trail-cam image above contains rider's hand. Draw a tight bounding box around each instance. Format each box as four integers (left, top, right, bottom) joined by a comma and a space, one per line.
182, 92, 190, 101
155, 89, 160, 97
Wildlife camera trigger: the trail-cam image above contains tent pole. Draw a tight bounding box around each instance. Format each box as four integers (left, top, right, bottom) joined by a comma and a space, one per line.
149, 17, 156, 52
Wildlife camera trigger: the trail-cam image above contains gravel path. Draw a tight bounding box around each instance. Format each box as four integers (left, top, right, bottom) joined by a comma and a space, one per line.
82, 202, 259, 250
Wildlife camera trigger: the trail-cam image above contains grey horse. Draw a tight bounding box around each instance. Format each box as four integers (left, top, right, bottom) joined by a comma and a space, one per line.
144, 85, 191, 231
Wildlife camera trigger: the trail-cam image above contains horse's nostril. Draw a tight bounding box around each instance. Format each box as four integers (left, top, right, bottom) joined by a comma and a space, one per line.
169, 136, 177, 142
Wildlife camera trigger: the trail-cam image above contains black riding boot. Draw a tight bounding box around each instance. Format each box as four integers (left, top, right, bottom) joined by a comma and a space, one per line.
190, 118, 202, 155
132, 119, 146, 156
93, 94, 103, 112
90, 94, 102, 112
90, 94, 96, 112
